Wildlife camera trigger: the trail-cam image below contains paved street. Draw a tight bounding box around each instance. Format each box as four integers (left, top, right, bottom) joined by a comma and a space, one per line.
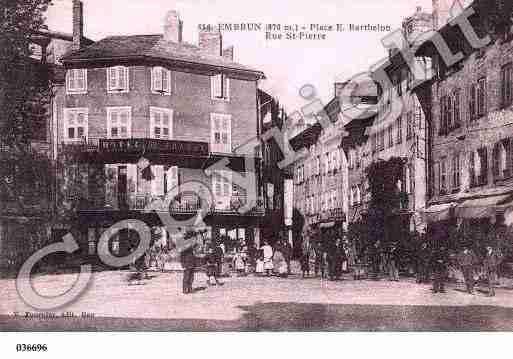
1, 268, 513, 331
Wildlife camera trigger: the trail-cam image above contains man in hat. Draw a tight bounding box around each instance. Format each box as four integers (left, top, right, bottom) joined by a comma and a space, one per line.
457, 245, 479, 294
180, 237, 200, 294
483, 246, 503, 297
431, 244, 449, 293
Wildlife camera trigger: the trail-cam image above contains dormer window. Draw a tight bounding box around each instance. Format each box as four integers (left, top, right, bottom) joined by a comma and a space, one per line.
211, 73, 230, 100
151, 66, 172, 95
66, 69, 87, 94
107, 66, 129, 93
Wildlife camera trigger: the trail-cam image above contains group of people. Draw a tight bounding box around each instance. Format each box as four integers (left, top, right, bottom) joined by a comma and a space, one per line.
255, 240, 292, 277
428, 244, 503, 296
300, 240, 349, 280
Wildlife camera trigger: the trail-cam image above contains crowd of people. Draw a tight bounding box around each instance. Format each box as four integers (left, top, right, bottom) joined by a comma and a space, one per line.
129, 230, 507, 297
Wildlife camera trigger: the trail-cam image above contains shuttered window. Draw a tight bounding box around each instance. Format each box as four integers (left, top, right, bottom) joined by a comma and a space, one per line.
63, 108, 88, 142
150, 107, 173, 139
66, 69, 87, 94
502, 63, 513, 108
211, 73, 230, 100
210, 113, 232, 153
107, 66, 129, 92
152, 67, 172, 95
107, 107, 132, 138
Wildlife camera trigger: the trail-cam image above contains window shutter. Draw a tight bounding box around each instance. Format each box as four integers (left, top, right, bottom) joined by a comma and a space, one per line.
77, 69, 85, 90
493, 144, 500, 178
68, 70, 75, 90
224, 76, 230, 99
163, 69, 170, 93
166, 166, 179, 195
212, 74, 222, 98
118, 67, 127, 89
153, 67, 163, 92
109, 68, 117, 90
151, 165, 164, 196
127, 164, 137, 194
105, 164, 118, 208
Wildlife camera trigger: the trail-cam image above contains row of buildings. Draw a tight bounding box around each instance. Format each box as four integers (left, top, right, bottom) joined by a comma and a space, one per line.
288, 0, 513, 253
1, 1, 287, 270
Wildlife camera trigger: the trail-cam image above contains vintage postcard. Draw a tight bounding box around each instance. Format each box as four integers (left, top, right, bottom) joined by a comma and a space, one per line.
1, 0, 513, 348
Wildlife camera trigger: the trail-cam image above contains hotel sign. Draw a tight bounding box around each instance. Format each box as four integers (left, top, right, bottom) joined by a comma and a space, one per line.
99, 139, 209, 157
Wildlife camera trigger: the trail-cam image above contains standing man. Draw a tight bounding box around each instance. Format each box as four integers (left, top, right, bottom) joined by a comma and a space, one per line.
483, 246, 503, 297
180, 238, 199, 294
457, 245, 478, 294
431, 245, 449, 293
416, 241, 430, 284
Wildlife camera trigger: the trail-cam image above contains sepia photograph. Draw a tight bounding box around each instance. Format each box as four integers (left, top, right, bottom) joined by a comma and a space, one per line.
1, 0, 513, 350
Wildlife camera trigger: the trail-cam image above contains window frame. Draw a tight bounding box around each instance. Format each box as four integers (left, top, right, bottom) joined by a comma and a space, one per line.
149, 107, 173, 140
210, 113, 232, 153
107, 66, 130, 93
211, 73, 230, 101
477, 77, 487, 118
106, 106, 132, 139
501, 63, 513, 109
63, 108, 89, 142
66, 68, 87, 94
452, 153, 460, 190
151, 66, 172, 95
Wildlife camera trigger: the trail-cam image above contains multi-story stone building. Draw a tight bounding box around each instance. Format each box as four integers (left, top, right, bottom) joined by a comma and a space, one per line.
57, 1, 265, 261
288, 95, 348, 246
343, 6, 432, 239
419, 0, 513, 237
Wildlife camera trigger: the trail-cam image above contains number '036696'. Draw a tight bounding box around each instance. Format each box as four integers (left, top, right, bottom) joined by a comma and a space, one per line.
16, 344, 48, 352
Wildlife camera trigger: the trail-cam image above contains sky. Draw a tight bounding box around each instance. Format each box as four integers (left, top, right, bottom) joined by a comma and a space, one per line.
45, 0, 439, 113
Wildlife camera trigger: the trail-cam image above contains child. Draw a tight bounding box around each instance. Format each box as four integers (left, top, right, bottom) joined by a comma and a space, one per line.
233, 251, 246, 277
255, 252, 264, 276
206, 248, 220, 286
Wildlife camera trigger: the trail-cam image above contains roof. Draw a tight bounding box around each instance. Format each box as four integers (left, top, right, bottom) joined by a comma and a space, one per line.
61, 34, 265, 79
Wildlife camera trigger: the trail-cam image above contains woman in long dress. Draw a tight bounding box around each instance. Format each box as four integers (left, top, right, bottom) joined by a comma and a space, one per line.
262, 242, 274, 276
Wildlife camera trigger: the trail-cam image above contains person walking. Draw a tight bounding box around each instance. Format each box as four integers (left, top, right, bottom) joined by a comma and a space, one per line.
300, 249, 310, 278
214, 242, 224, 278
388, 244, 400, 281
206, 247, 221, 286
180, 238, 199, 294
483, 246, 503, 297
233, 251, 246, 277
457, 245, 478, 294
273, 248, 288, 277
431, 245, 449, 293
416, 241, 430, 284
262, 241, 274, 276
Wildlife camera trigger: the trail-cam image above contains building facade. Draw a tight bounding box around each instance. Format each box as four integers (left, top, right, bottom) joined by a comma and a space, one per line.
421, 1, 513, 235
288, 96, 348, 248
343, 6, 432, 239
57, 1, 265, 263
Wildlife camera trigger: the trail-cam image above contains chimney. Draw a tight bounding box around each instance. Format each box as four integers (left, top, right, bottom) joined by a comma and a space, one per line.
222, 46, 234, 61
432, 0, 451, 29
72, 0, 83, 51
199, 29, 222, 56
163, 10, 183, 43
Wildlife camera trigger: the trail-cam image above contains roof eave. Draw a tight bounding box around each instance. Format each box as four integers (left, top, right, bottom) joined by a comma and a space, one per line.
61, 54, 266, 80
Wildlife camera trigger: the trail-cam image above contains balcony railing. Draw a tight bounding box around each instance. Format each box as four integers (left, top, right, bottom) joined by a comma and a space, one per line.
98, 192, 264, 216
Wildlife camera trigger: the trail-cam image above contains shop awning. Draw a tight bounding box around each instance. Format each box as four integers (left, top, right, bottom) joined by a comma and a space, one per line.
421, 203, 456, 223
319, 222, 335, 229
455, 194, 512, 219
